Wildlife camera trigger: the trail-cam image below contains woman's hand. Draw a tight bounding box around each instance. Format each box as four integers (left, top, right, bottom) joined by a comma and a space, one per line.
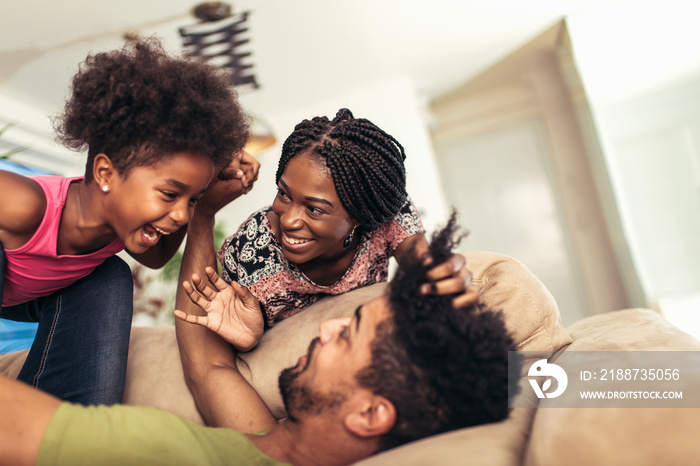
174, 266, 264, 351
394, 233, 479, 309
420, 253, 479, 309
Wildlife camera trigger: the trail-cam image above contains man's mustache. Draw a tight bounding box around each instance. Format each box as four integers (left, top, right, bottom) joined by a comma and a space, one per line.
301, 337, 321, 371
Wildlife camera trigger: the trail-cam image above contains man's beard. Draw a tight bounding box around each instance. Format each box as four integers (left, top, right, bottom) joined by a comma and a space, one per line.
278, 337, 348, 421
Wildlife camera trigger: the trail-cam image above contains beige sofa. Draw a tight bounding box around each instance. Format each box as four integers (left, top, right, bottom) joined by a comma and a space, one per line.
2, 251, 699, 465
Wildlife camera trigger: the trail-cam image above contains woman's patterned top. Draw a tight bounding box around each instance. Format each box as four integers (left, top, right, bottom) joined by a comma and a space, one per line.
217, 200, 423, 326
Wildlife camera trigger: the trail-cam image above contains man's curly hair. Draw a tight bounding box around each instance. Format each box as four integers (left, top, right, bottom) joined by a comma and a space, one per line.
54, 38, 250, 181
356, 212, 520, 451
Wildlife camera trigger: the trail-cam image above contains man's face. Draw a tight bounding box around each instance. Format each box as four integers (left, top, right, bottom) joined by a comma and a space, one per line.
279, 296, 392, 420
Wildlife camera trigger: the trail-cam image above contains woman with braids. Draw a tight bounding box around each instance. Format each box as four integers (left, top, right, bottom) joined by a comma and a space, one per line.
0, 39, 257, 405
175, 108, 475, 352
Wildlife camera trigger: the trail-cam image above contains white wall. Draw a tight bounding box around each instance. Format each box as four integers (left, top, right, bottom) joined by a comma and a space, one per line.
566, 0, 700, 335
566, 0, 700, 107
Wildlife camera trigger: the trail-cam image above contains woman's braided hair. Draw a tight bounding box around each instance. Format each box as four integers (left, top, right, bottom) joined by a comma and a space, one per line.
275, 108, 407, 230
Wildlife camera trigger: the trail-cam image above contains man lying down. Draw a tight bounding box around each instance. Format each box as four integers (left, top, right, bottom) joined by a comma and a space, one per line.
0, 215, 519, 466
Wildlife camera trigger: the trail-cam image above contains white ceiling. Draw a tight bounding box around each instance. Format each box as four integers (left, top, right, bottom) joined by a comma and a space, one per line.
0, 0, 616, 120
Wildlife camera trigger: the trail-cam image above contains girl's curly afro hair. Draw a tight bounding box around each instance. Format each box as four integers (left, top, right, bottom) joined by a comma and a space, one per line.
54, 38, 250, 181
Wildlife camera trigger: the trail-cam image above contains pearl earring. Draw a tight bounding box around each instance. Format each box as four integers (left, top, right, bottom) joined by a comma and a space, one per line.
102, 185, 110, 193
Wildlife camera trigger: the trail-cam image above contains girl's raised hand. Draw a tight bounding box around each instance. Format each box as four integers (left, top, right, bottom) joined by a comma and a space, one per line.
420, 253, 480, 309
198, 151, 261, 216
236, 150, 260, 195
174, 266, 264, 351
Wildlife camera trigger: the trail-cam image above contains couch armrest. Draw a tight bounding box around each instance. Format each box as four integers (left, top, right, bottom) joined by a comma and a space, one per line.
525, 309, 700, 466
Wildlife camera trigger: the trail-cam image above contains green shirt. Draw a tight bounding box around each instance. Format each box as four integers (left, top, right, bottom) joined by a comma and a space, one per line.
38, 403, 289, 466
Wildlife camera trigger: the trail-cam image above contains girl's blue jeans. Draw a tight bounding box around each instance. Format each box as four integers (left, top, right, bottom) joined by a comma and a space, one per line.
0, 241, 133, 405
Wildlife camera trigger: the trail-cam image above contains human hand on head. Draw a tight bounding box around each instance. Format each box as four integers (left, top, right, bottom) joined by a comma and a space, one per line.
198, 151, 261, 216
237, 150, 260, 194
174, 266, 264, 351
218, 150, 260, 194
420, 253, 479, 309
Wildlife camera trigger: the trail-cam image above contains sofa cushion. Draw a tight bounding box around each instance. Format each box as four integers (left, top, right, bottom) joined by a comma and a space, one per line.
123, 326, 204, 424
524, 309, 700, 466
0, 347, 26, 379
466, 250, 571, 352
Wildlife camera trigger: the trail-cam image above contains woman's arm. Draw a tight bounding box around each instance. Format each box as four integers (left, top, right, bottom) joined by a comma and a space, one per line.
392, 232, 428, 269
0, 170, 46, 250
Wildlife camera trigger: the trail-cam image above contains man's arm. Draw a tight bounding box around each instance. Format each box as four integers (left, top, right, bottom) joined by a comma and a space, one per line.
0, 375, 61, 466
174, 210, 277, 432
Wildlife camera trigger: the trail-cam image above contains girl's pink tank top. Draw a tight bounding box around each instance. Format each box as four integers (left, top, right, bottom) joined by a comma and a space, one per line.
2, 176, 125, 306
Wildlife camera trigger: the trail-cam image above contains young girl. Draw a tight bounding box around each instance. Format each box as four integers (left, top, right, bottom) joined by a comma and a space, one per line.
0, 39, 252, 405
175, 108, 475, 351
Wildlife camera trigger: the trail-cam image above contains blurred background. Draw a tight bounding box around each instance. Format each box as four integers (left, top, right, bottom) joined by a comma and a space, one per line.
1, 0, 699, 338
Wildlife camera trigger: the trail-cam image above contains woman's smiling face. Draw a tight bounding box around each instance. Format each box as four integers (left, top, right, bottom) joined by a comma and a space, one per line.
270, 151, 358, 266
